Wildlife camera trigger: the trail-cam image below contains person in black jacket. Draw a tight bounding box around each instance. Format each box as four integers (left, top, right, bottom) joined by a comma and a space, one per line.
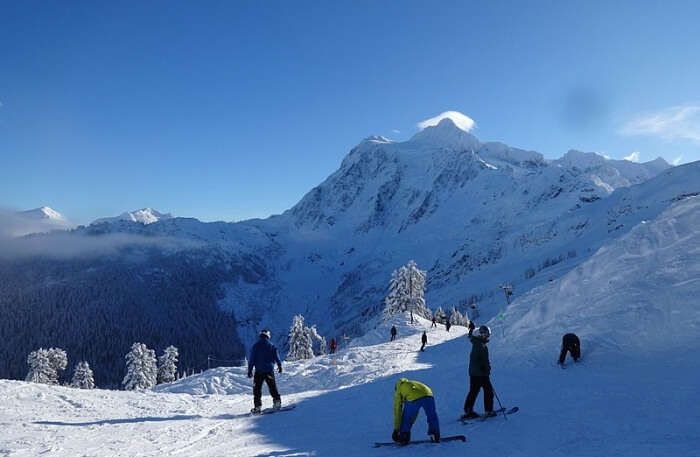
420, 331, 428, 351
248, 330, 283, 414
390, 325, 397, 341
558, 333, 581, 365
462, 322, 495, 419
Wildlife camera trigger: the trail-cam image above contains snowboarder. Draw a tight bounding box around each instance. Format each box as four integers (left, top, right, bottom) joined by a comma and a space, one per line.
420, 331, 427, 351
462, 322, 496, 419
247, 330, 283, 414
558, 333, 581, 365
329, 338, 337, 354
390, 325, 397, 341
445, 320, 451, 332
392, 378, 440, 444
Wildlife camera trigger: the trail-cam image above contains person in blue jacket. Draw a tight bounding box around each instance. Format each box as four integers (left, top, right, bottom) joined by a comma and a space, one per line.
248, 329, 283, 414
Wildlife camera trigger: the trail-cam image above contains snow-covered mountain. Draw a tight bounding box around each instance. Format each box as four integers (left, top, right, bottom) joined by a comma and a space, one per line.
92, 208, 173, 225
0, 206, 74, 238
2, 118, 697, 387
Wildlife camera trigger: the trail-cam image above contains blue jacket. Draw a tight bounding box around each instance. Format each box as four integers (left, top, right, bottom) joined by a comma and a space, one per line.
248, 336, 282, 376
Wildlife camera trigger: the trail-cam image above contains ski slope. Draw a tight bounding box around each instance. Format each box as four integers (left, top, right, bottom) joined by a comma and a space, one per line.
2, 197, 700, 456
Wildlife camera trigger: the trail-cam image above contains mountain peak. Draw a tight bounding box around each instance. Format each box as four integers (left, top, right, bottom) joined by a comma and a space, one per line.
92, 208, 173, 226
410, 116, 480, 151
19, 206, 68, 222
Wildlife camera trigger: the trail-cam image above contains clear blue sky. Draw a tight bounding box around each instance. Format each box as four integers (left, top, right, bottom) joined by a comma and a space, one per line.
2, 0, 699, 224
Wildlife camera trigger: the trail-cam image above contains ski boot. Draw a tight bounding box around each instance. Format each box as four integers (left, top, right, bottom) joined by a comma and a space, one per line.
250, 406, 262, 415
273, 399, 282, 410
461, 410, 479, 420
482, 410, 498, 418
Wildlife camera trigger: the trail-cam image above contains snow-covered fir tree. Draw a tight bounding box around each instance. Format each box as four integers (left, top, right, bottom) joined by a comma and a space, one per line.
433, 306, 447, 324
383, 260, 431, 320
25, 347, 67, 385
122, 342, 157, 390
449, 306, 468, 326
305, 325, 327, 356
70, 361, 95, 389
157, 345, 179, 384
286, 315, 314, 361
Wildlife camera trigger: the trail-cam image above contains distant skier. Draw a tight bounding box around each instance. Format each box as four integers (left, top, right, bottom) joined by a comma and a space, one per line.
392, 378, 440, 445
247, 330, 283, 414
431, 316, 437, 328
329, 338, 337, 354
445, 320, 451, 332
420, 331, 427, 351
462, 323, 496, 419
390, 325, 397, 341
558, 333, 581, 365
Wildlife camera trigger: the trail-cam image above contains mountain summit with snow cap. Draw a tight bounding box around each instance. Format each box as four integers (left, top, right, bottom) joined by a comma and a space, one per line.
92, 208, 173, 226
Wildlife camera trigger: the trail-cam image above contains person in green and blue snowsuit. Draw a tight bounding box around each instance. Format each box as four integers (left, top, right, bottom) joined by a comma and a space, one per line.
392, 378, 440, 444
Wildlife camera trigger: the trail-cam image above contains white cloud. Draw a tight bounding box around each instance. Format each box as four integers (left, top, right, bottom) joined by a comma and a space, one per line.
624, 151, 640, 162
417, 111, 475, 132
392, 129, 401, 134
621, 105, 700, 142
673, 155, 683, 166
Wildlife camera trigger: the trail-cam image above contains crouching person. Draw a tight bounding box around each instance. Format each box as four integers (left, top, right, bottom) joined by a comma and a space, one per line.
392, 378, 440, 445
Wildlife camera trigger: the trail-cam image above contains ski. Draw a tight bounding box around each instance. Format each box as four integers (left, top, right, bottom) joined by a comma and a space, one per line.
460, 406, 519, 424
251, 405, 296, 416
373, 435, 466, 448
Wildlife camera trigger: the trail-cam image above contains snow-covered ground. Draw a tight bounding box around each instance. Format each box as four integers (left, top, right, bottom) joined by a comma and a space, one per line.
2, 197, 699, 456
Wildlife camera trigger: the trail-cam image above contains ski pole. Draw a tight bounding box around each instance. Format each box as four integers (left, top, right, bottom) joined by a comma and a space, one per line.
491, 382, 507, 421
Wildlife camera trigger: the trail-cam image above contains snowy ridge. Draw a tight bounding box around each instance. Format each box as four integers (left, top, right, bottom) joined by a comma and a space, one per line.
92, 208, 173, 226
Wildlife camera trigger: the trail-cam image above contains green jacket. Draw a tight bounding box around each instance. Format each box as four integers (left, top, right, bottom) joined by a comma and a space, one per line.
468, 334, 491, 377
393, 378, 433, 430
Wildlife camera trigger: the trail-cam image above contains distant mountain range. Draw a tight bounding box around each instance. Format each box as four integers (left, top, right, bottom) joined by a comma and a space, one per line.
2, 117, 698, 387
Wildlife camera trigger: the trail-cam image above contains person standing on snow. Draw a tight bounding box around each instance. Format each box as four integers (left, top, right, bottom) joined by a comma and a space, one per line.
431, 316, 437, 328
420, 331, 428, 351
329, 337, 337, 354
558, 333, 581, 365
390, 325, 397, 341
248, 330, 283, 414
445, 320, 451, 332
462, 322, 496, 419
392, 378, 440, 444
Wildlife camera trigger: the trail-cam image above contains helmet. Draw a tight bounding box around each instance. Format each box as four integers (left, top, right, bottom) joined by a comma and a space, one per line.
259, 330, 271, 339
478, 325, 491, 339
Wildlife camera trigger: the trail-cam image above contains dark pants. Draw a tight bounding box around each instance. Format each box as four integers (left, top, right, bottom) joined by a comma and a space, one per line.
420, 341, 426, 351
559, 334, 581, 364
391, 334, 396, 341
464, 376, 494, 413
253, 372, 280, 407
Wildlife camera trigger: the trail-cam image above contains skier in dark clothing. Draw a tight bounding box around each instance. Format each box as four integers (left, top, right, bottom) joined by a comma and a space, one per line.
248, 330, 283, 414
420, 331, 427, 351
462, 322, 495, 419
431, 316, 437, 328
558, 333, 581, 365
445, 320, 451, 332
329, 338, 337, 354
390, 325, 397, 341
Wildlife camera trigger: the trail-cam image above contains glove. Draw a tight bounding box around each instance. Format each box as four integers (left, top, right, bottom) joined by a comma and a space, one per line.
392, 430, 399, 442
278, 365, 282, 374
247, 372, 252, 378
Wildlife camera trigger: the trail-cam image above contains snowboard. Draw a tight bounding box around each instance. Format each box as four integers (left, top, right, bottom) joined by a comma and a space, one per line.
252, 405, 296, 416
460, 406, 519, 424
373, 435, 466, 448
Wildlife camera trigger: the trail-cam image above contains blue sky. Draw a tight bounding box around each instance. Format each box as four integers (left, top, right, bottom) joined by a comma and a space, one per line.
2, 1, 699, 224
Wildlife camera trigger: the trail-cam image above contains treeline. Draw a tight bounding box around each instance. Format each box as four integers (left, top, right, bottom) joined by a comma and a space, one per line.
0, 248, 249, 388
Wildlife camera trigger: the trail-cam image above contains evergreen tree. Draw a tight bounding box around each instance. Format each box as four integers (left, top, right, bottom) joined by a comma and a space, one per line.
383, 260, 430, 320
26, 348, 54, 384
287, 315, 314, 361
157, 345, 179, 384
122, 342, 157, 390
25, 347, 67, 385
70, 361, 95, 389
433, 306, 447, 324
305, 325, 327, 356
449, 307, 466, 326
